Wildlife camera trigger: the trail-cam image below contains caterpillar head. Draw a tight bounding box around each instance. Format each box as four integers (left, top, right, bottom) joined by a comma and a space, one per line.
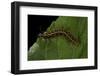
38, 32, 47, 37
38, 33, 43, 37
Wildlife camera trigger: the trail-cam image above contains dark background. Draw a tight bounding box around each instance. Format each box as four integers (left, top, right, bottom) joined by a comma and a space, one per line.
28, 15, 58, 50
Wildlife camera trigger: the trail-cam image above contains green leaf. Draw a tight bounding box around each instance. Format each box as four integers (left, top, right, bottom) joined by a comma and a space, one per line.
28, 16, 88, 61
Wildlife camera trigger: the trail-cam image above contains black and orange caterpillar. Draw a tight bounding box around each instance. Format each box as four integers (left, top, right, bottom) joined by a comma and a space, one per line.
38, 28, 80, 46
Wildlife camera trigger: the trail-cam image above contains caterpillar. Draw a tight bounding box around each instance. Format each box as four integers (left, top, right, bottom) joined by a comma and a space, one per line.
38, 28, 80, 46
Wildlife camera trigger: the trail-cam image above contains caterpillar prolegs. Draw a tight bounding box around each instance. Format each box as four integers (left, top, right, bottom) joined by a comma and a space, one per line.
38, 28, 80, 46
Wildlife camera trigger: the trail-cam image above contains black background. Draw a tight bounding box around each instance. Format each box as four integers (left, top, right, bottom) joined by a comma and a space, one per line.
28, 15, 58, 49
